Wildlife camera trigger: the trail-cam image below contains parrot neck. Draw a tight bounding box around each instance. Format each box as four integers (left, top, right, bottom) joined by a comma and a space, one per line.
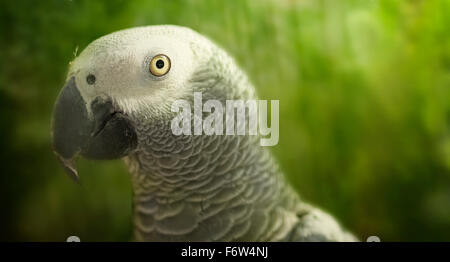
124, 118, 299, 241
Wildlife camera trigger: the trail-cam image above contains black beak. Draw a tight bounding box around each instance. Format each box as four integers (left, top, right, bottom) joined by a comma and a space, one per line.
51, 77, 137, 181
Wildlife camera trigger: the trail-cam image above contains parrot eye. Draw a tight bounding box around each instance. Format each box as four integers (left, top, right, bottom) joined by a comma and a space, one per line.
149, 54, 171, 77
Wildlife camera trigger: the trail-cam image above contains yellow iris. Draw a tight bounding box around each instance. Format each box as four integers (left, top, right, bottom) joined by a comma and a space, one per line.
149, 54, 171, 76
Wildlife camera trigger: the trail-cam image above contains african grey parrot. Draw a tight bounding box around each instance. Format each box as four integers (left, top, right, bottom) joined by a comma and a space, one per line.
51, 25, 357, 241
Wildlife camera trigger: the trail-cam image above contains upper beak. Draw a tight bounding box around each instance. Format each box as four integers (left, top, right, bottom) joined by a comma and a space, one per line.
51, 77, 137, 181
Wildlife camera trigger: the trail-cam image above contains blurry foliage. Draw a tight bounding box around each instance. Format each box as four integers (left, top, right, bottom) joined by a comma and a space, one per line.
0, 0, 449, 241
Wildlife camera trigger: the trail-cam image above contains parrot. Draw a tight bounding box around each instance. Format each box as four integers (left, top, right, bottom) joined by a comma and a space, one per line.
51, 25, 357, 242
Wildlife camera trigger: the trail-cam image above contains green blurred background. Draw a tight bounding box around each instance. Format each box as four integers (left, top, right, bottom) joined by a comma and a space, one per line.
0, 0, 449, 241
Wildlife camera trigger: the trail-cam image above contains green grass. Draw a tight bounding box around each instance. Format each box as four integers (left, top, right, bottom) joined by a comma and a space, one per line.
0, 0, 449, 241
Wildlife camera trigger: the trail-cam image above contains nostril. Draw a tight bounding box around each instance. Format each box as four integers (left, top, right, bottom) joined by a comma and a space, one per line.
86, 74, 96, 85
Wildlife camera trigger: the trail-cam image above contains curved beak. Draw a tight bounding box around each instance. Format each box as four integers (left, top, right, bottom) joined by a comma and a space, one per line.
51, 77, 137, 181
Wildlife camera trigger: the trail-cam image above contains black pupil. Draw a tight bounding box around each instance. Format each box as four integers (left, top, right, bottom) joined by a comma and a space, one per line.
156, 59, 164, 69
86, 74, 96, 85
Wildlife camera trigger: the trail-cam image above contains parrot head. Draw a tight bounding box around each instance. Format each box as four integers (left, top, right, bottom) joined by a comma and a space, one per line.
51, 25, 224, 181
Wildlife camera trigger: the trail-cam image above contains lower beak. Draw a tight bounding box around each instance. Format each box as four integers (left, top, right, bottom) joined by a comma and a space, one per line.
51, 77, 137, 181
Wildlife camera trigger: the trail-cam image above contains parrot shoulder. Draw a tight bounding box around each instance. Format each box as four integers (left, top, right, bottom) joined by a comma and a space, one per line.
285, 203, 358, 242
